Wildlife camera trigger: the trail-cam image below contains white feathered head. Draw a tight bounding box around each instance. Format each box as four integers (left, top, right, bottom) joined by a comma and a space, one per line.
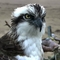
11, 4, 46, 33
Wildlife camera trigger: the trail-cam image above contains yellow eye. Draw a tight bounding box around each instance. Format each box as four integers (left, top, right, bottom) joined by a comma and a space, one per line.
25, 15, 31, 19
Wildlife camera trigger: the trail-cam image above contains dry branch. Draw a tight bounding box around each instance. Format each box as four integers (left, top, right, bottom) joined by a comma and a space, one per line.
5, 21, 11, 28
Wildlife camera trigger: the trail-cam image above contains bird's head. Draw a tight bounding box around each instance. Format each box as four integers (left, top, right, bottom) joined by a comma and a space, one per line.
11, 4, 46, 36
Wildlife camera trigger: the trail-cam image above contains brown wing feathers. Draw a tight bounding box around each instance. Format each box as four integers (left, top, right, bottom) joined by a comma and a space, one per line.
0, 33, 25, 60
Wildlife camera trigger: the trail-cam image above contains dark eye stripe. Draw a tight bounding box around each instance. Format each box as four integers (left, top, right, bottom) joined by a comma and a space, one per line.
42, 18, 45, 22
11, 14, 35, 25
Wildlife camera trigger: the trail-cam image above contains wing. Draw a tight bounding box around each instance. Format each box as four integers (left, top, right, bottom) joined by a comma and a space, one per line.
0, 33, 25, 57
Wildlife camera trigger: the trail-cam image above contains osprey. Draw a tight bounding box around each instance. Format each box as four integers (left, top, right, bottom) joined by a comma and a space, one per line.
0, 4, 46, 60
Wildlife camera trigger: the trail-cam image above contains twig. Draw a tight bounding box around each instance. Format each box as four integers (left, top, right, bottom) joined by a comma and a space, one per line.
5, 21, 11, 28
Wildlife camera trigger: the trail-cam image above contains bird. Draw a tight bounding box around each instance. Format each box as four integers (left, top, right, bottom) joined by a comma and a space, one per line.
0, 4, 46, 60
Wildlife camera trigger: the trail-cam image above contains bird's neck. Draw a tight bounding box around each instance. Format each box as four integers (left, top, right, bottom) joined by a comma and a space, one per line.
16, 22, 44, 60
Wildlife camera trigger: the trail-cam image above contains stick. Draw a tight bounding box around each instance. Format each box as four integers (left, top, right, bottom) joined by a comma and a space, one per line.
5, 21, 11, 28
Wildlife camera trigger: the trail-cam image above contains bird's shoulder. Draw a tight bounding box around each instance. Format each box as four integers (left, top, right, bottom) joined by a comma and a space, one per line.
0, 33, 25, 56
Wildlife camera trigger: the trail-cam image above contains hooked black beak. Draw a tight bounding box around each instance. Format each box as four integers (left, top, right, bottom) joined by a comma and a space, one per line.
30, 18, 43, 31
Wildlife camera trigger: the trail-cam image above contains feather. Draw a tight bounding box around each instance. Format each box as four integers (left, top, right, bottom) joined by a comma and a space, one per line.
0, 32, 25, 60
0, 4, 46, 60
